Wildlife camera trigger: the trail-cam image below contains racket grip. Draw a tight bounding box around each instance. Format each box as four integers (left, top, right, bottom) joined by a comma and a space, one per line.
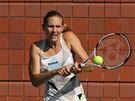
79, 63, 95, 72
78, 64, 82, 68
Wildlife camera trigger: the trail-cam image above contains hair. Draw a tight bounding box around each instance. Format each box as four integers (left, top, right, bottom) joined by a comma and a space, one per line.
43, 10, 71, 32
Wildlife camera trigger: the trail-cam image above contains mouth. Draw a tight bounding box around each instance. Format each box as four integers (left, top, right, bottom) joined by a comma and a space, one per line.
51, 33, 58, 38
49, 33, 60, 41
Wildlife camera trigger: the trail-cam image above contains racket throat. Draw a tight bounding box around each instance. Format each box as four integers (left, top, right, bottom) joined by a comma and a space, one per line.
80, 63, 85, 67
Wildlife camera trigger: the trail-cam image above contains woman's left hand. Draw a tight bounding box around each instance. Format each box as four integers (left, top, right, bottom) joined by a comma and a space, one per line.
71, 62, 82, 74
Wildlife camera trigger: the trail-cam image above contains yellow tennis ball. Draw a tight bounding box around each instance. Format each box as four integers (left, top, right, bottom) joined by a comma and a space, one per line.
93, 56, 104, 65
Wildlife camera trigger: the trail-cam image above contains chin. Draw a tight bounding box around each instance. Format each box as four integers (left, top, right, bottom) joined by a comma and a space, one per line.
51, 36, 60, 42
51, 38, 58, 43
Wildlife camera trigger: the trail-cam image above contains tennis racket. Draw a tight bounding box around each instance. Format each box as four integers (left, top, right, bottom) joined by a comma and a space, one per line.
80, 33, 131, 71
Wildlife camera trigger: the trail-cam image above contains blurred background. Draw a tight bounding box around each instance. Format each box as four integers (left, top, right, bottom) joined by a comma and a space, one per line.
0, 0, 135, 101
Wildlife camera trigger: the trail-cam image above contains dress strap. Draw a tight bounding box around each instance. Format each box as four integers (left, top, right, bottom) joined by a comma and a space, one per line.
60, 34, 72, 55
40, 39, 46, 56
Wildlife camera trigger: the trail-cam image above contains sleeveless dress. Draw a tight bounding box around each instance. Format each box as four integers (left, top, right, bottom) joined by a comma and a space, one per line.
40, 34, 87, 101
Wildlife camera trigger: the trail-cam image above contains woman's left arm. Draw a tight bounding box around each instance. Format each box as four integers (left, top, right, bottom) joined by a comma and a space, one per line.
64, 31, 88, 61
63, 31, 94, 72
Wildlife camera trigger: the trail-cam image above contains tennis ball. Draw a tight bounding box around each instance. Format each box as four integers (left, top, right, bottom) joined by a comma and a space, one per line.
93, 56, 104, 65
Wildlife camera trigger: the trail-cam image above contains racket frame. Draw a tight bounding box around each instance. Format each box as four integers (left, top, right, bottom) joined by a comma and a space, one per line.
80, 33, 132, 70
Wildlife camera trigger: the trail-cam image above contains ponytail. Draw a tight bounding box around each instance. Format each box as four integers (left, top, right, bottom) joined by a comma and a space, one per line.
62, 24, 71, 33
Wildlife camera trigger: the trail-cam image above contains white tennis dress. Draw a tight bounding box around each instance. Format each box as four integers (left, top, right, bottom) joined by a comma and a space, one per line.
40, 34, 87, 101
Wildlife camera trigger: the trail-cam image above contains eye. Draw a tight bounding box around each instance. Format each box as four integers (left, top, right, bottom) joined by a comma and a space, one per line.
48, 25, 54, 28
56, 25, 62, 28
47, 25, 62, 28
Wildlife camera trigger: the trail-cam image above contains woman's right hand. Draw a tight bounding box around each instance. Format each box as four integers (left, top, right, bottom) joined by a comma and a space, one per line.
57, 65, 72, 77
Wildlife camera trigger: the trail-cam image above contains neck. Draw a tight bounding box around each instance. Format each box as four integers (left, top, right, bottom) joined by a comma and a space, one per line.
46, 40, 61, 54
46, 39, 61, 51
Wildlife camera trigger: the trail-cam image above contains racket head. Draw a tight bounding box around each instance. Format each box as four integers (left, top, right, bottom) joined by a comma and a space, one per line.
95, 33, 131, 70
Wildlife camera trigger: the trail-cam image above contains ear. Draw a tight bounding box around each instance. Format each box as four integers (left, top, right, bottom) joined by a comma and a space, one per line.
61, 25, 64, 32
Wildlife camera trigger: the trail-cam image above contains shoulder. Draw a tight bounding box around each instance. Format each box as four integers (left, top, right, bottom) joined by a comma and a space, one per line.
30, 40, 43, 55
31, 40, 42, 49
62, 31, 81, 50
63, 31, 74, 36
63, 31, 79, 42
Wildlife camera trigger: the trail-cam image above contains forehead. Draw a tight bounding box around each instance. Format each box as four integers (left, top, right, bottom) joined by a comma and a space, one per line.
47, 16, 63, 25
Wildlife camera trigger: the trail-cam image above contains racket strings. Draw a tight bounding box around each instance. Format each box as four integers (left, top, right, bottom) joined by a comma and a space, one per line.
96, 34, 130, 69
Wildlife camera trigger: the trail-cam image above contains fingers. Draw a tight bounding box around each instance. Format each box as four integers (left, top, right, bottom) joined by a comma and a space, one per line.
71, 62, 82, 74
57, 63, 83, 76
58, 67, 71, 77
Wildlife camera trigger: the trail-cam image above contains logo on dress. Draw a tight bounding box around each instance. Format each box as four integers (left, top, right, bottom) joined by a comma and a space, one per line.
48, 57, 62, 70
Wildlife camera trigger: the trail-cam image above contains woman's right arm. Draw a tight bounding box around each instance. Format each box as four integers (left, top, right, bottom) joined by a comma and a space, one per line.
29, 43, 58, 87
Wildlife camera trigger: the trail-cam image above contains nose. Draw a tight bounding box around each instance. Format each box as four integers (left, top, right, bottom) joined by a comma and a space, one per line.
52, 26, 57, 32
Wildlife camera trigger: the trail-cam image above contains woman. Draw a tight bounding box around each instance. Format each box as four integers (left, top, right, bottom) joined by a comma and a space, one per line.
29, 10, 93, 101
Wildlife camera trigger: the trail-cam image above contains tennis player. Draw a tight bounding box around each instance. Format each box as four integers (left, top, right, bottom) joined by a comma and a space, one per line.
29, 10, 94, 101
